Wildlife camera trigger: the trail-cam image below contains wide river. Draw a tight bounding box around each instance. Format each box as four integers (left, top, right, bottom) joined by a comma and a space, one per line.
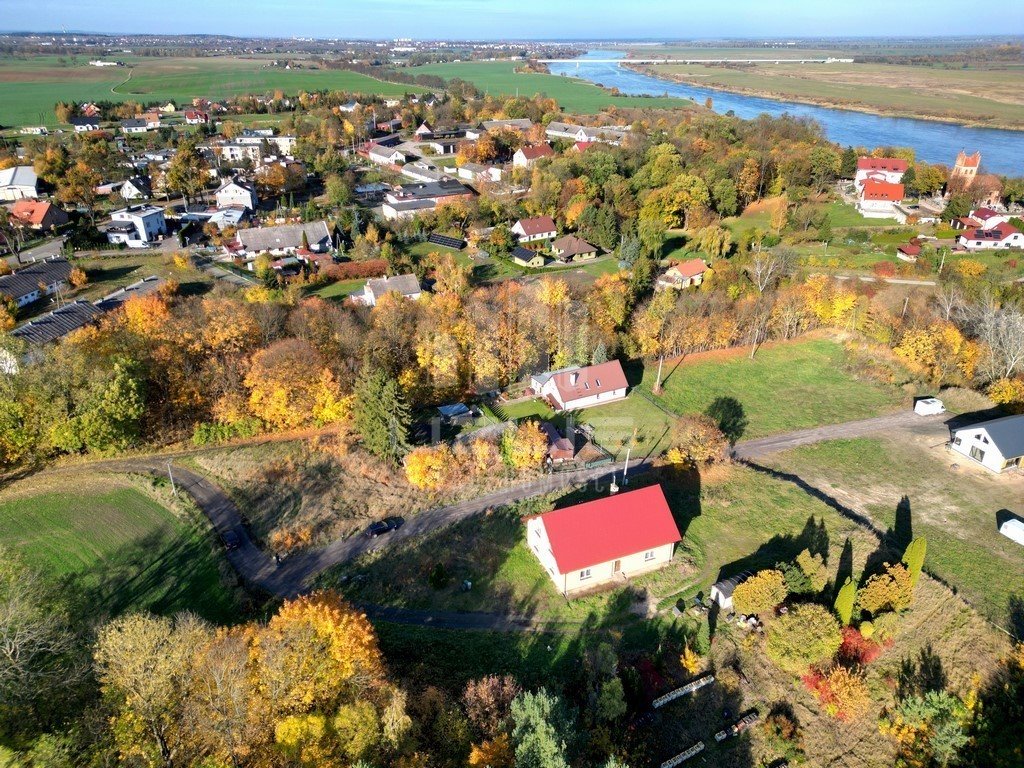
548, 51, 1024, 176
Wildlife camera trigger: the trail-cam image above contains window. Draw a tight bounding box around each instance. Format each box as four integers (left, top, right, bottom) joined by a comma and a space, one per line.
970, 446, 986, 463
980, 435, 989, 444
953, 437, 962, 446
579, 569, 592, 581
595, 378, 602, 387
583, 382, 590, 390
644, 550, 656, 562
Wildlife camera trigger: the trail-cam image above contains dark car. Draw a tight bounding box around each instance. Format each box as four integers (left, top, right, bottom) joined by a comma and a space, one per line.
365, 517, 405, 538
221, 530, 241, 551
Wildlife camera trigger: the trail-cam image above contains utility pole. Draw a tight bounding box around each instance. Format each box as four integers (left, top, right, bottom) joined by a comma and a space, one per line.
166, 460, 177, 496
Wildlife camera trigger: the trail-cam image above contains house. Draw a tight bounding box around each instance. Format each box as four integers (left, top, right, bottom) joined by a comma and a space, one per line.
160, 102, 176, 113
437, 402, 475, 426
9, 200, 68, 231
0, 166, 39, 201
530, 360, 629, 411
969, 207, 1012, 228
80, 103, 101, 118
525, 484, 681, 597
572, 141, 595, 153
10, 301, 103, 346
20, 126, 48, 136
512, 246, 546, 268
854, 157, 908, 189
957, 223, 1023, 250
218, 142, 262, 164
539, 421, 575, 463
376, 117, 404, 133
381, 179, 473, 221
513, 144, 554, 168
69, 117, 101, 133
551, 235, 598, 263
656, 258, 709, 291
710, 572, 754, 612
949, 415, 1024, 473
414, 121, 434, 138
478, 118, 534, 134
120, 118, 150, 134
545, 121, 628, 145
236, 221, 331, 256
139, 112, 162, 129
338, 100, 362, 113
897, 241, 922, 262
120, 176, 152, 201
456, 163, 503, 184
106, 205, 167, 247
0, 257, 73, 308
858, 180, 905, 222
215, 178, 258, 211
357, 273, 422, 307
184, 110, 209, 125
368, 145, 407, 166
512, 216, 557, 244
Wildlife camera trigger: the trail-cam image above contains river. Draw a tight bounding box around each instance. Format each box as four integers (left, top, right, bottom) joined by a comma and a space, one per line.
548, 51, 1024, 177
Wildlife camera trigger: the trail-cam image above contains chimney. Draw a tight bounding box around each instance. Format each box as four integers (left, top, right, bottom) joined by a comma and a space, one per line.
570, 372, 579, 385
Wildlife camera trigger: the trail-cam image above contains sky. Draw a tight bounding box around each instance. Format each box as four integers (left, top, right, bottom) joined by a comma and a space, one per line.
4, 0, 1024, 39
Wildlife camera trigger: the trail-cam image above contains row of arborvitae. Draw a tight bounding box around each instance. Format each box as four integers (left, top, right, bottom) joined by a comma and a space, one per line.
729, 537, 928, 722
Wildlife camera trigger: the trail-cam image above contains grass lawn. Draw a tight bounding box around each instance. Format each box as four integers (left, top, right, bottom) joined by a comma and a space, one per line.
308, 278, 367, 302
763, 434, 1024, 628
825, 201, 900, 229
642, 337, 906, 439
0, 474, 240, 622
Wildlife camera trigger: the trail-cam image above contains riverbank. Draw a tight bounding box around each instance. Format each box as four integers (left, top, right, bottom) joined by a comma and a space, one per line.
622, 62, 1024, 133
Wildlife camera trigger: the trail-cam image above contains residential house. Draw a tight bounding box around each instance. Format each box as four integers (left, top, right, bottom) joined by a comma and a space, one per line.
376, 117, 403, 133
897, 241, 922, 262
218, 142, 263, 164
512, 216, 557, 244
160, 102, 177, 114
215, 178, 258, 211
69, 116, 101, 133
185, 110, 209, 125
949, 415, 1024, 473
0, 257, 73, 308
369, 145, 407, 166
414, 121, 434, 138
539, 421, 575, 463
854, 156, 908, 189
139, 112, 162, 129
969, 207, 1013, 228
512, 246, 546, 268
11, 301, 103, 346
105, 205, 167, 247
0, 166, 39, 201
545, 121, 628, 146
530, 360, 629, 411
456, 163, 503, 184
858, 180, 906, 222
236, 221, 332, 257
357, 274, 422, 307
513, 144, 554, 168
120, 118, 150, 134
9, 200, 68, 231
475, 118, 534, 136
572, 141, 595, 153
80, 103, 101, 118
551, 235, 598, 263
957, 223, 1023, 250
120, 176, 152, 201
525, 484, 681, 596
656, 258, 709, 291
381, 179, 473, 221
338, 100, 362, 113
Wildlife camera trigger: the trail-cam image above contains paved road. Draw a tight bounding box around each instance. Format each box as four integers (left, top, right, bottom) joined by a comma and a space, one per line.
732, 411, 945, 460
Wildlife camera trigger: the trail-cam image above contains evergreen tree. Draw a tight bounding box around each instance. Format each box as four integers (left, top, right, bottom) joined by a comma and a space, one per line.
902, 537, 927, 588
511, 689, 572, 768
840, 146, 858, 178
591, 340, 608, 365
834, 576, 856, 626
353, 364, 410, 463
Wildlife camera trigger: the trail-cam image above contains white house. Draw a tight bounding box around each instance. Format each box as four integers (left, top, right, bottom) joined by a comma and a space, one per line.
854, 156, 908, 189
710, 572, 754, 612
858, 180, 906, 222
0, 258, 73, 308
356, 274, 422, 307
526, 484, 681, 597
120, 118, 150, 134
530, 360, 628, 411
512, 144, 554, 168
236, 221, 332, 257
120, 176, 152, 201
69, 117, 101, 133
218, 142, 262, 164
656, 258, 709, 291
545, 121, 628, 146
949, 415, 1024, 474
106, 205, 167, 247
511, 216, 557, 244
369, 145, 407, 166
0, 166, 39, 201
185, 110, 209, 125
969, 207, 1013, 228
381, 179, 473, 221
957, 223, 1023, 250
215, 178, 259, 211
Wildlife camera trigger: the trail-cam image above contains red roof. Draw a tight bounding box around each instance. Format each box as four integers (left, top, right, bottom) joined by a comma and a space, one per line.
10, 199, 56, 226
957, 151, 981, 168
856, 157, 909, 174
673, 257, 708, 279
861, 180, 904, 202
519, 144, 554, 160
898, 244, 921, 256
515, 216, 557, 237
573, 141, 594, 152
960, 223, 1020, 242
550, 360, 628, 405
971, 207, 1001, 221
538, 484, 681, 573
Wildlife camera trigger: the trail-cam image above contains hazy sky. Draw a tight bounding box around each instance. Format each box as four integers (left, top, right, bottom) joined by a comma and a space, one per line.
5, 0, 1023, 39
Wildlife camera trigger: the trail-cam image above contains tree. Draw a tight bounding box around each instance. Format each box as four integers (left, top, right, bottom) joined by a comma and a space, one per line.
49, 360, 146, 455
500, 419, 547, 470
469, 734, 513, 768
806, 666, 871, 721
510, 689, 572, 768
244, 339, 350, 430
732, 569, 788, 615
404, 445, 454, 489
664, 414, 728, 467
68, 267, 87, 288
766, 604, 842, 674
55, 161, 100, 225
834, 577, 856, 626
0, 208, 28, 265
165, 138, 210, 210
333, 700, 381, 762
796, 549, 828, 593
901, 537, 927, 588
353, 363, 411, 463
858, 563, 914, 616
748, 248, 793, 292
941, 193, 972, 222
882, 690, 969, 768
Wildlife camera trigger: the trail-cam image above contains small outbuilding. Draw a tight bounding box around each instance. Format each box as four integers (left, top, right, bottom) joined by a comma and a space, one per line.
949, 414, 1024, 474
999, 517, 1024, 546
710, 571, 753, 612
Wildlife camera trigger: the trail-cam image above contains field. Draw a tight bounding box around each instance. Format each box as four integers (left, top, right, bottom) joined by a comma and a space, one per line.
763, 432, 1024, 628
407, 61, 699, 114
640, 337, 907, 440
638, 59, 1024, 128
0, 54, 414, 127
0, 474, 240, 622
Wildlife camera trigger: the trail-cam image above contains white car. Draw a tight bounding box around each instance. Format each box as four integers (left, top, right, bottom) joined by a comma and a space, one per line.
914, 398, 945, 416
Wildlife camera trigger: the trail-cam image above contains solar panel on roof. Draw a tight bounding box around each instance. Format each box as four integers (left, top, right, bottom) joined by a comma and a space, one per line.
427, 233, 466, 250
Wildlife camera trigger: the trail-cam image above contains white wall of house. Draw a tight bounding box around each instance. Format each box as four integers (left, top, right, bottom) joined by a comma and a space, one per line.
958, 232, 1023, 250
854, 169, 904, 188
539, 380, 627, 410
857, 199, 907, 223
950, 427, 1017, 473
511, 223, 556, 243
216, 184, 258, 211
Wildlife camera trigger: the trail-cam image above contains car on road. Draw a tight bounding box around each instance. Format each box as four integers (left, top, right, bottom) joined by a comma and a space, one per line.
365, 517, 405, 538
221, 530, 241, 550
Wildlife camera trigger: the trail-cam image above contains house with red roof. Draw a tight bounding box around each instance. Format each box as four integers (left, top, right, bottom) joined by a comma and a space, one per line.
854, 156, 908, 189
957, 223, 1023, 251
512, 215, 558, 244
968, 207, 1012, 229
526, 484, 681, 596
857, 180, 905, 222
184, 110, 209, 125
9, 199, 69, 231
512, 143, 554, 168
656, 258, 709, 291
530, 359, 628, 411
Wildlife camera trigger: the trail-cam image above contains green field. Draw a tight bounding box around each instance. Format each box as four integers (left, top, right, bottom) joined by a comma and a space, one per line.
0, 55, 415, 127
642, 338, 906, 439
0, 476, 239, 622
408, 61, 699, 113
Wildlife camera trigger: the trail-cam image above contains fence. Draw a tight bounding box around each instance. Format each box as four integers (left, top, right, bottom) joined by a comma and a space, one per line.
652, 674, 715, 708
659, 742, 704, 768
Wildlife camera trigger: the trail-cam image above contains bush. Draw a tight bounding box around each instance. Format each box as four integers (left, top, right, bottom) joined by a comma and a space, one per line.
191, 418, 262, 445
323, 258, 388, 280
872, 261, 896, 278
987, 378, 1024, 414
857, 563, 914, 616
838, 626, 885, 665
802, 666, 871, 720
664, 414, 728, 467
766, 604, 842, 674
732, 570, 788, 615
429, 562, 451, 590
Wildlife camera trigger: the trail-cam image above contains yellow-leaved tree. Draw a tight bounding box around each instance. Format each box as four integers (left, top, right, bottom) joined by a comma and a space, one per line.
405, 444, 454, 489
500, 419, 547, 470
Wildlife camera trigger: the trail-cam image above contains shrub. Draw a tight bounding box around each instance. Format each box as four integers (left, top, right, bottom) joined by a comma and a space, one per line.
732, 569, 788, 615
323, 258, 388, 280
191, 418, 262, 445
857, 563, 914, 616
872, 261, 896, 278
834, 577, 856, 626
987, 378, 1024, 414
901, 537, 927, 588
665, 413, 728, 467
802, 666, 871, 720
766, 604, 842, 674
429, 562, 451, 590
838, 626, 885, 665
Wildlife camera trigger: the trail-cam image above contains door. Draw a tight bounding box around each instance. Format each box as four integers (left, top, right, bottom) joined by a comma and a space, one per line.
613, 560, 622, 574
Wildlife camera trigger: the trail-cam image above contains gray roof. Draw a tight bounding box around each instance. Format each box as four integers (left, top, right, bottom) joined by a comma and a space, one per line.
393, 179, 471, 201
0, 166, 38, 190
954, 415, 1024, 459
237, 221, 331, 252
481, 118, 533, 131
122, 176, 152, 196
120, 118, 148, 128
11, 301, 102, 345
0, 258, 72, 301
712, 571, 754, 599
94, 275, 164, 313
366, 273, 420, 300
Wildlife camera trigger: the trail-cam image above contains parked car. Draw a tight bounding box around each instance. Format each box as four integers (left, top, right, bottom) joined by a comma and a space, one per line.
221, 530, 241, 550
365, 517, 405, 538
